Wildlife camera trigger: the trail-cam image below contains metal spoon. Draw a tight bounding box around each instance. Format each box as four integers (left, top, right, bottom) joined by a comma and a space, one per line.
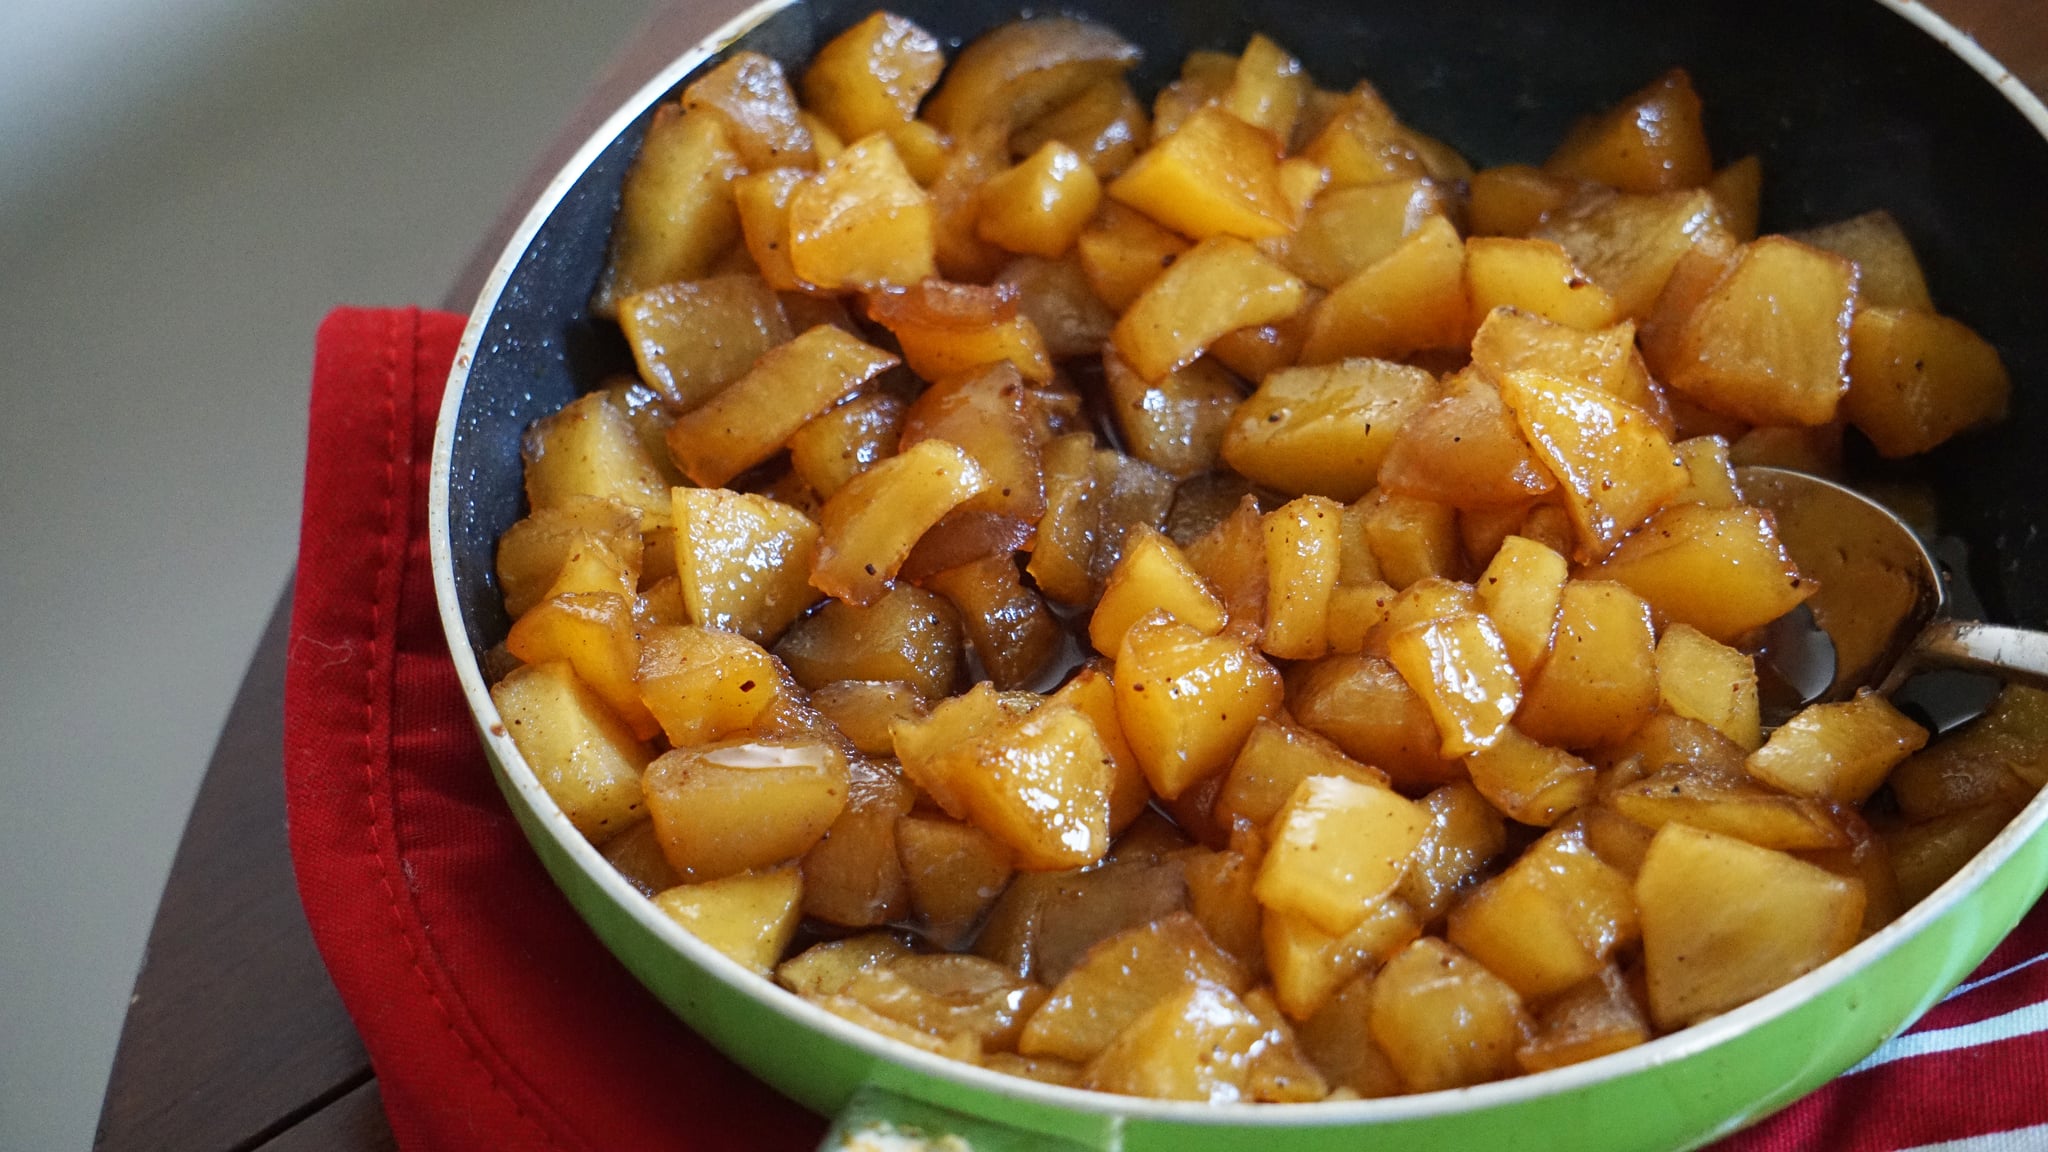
1737, 466, 2048, 720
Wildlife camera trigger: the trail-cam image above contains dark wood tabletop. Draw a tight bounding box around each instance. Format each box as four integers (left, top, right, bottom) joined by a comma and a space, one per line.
91, 2, 2047, 1149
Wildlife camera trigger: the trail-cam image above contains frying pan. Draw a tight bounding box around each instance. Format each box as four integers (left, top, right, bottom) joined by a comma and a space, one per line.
430, 1, 2048, 1146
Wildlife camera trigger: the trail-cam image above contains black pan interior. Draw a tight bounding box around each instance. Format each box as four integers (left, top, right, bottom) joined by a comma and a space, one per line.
444, 0, 2048, 661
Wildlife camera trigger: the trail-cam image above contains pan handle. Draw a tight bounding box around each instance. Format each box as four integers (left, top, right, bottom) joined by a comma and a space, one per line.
819, 1083, 1118, 1152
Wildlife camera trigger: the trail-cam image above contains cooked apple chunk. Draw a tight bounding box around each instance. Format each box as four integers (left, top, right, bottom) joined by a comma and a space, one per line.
1288, 653, 1463, 790
1114, 612, 1286, 800
776, 932, 916, 999
618, 276, 793, 410
1380, 372, 1557, 509
896, 813, 1014, 948
594, 107, 744, 313
642, 736, 850, 882
1299, 215, 1470, 364
1654, 623, 1762, 750
869, 280, 1054, 386
1265, 898, 1422, 1021
671, 489, 821, 645
1637, 823, 1864, 1028
800, 757, 913, 927
775, 585, 963, 700
524, 392, 673, 522
653, 865, 804, 976
1667, 237, 1857, 427
800, 11, 944, 141
1221, 358, 1435, 502
893, 690, 1113, 870
1082, 979, 1270, 1102
506, 592, 661, 741
1582, 504, 1811, 643
1386, 611, 1522, 757
1446, 825, 1639, 1000
1257, 775, 1429, 936
1496, 369, 1687, 561
1369, 937, 1532, 1092
1844, 307, 2011, 458
787, 134, 935, 290
811, 439, 992, 605
1474, 534, 1569, 679
1101, 350, 1242, 479
667, 325, 901, 488
1746, 694, 1928, 806
1536, 188, 1729, 321
1516, 967, 1652, 1073
1464, 237, 1619, 331
1515, 581, 1658, 750
1545, 68, 1711, 194
1108, 106, 1294, 242
1090, 527, 1226, 655
1020, 912, 1248, 1062
1399, 782, 1509, 922
1465, 725, 1596, 826
635, 625, 784, 746
491, 661, 651, 842
1112, 236, 1307, 380
681, 51, 815, 170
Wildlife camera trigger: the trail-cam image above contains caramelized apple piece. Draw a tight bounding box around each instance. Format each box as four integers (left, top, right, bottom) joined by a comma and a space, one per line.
1516, 967, 1652, 1073
524, 392, 673, 522
1278, 178, 1452, 290
1101, 349, 1242, 479
669, 489, 821, 645
1077, 202, 1190, 312
786, 392, 906, 500
1082, 980, 1268, 1102
840, 953, 1049, 1051
1112, 236, 1307, 380
1470, 307, 1670, 431
923, 17, 1140, 136
1115, 612, 1286, 800
1026, 432, 1102, 605
1515, 581, 1658, 750
634, 625, 781, 747
1369, 938, 1532, 1092
788, 135, 936, 290
1379, 371, 1556, 509
1221, 358, 1435, 502
506, 592, 661, 740
1667, 236, 1857, 427
1288, 654, 1462, 790
1791, 209, 1933, 310
1358, 489, 1465, 589
595, 107, 744, 312
1746, 694, 1928, 806
1582, 503, 1811, 643
1469, 164, 1573, 238
1300, 215, 1470, 364
1108, 106, 1294, 242
997, 254, 1118, 359
618, 277, 793, 410
801, 12, 945, 141
801, 757, 914, 927
491, 661, 651, 842
1671, 435, 1741, 508
896, 814, 1015, 949
1020, 912, 1248, 1061
1398, 782, 1509, 922
1386, 612, 1522, 757
1257, 775, 1428, 935
1014, 78, 1150, 179
977, 141, 1104, 258
1545, 69, 1711, 194
652, 864, 803, 975
1091, 526, 1226, 655
1297, 973, 1405, 1097
1447, 825, 1639, 1000
1496, 369, 1687, 561
1654, 623, 1761, 751
1537, 188, 1728, 320
497, 497, 644, 619
811, 439, 991, 606
1474, 534, 1569, 679
975, 855, 1190, 983
1637, 823, 1864, 1028
776, 932, 916, 998
667, 325, 900, 488
775, 584, 964, 700
870, 280, 1054, 385
1465, 725, 1596, 826
642, 736, 849, 882
1844, 307, 2010, 457
893, 691, 1113, 870
1464, 237, 1619, 331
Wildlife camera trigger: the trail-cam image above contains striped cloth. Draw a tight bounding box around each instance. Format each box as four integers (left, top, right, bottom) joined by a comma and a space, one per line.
1719, 900, 2048, 1150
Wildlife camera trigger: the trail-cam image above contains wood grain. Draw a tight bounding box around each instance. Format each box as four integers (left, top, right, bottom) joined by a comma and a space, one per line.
92, 586, 372, 1152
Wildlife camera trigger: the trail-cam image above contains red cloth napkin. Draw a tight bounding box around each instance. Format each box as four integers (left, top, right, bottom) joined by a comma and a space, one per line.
286, 306, 2048, 1152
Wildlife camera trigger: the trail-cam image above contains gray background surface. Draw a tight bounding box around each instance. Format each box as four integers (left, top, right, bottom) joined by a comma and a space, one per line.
0, 1, 653, 1146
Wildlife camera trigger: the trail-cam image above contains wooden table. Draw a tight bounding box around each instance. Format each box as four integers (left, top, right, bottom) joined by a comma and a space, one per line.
90, 2, 2047, 1148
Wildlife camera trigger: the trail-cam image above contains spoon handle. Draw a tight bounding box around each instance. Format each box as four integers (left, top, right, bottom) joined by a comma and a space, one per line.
1881, 619, 2048, 694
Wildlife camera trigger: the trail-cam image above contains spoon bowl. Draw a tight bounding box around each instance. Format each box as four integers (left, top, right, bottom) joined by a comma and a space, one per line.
1738, 465, 2048, 707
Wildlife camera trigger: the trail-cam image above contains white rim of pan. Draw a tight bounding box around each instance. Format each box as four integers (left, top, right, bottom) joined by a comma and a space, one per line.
427, 0, 2048, 1134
